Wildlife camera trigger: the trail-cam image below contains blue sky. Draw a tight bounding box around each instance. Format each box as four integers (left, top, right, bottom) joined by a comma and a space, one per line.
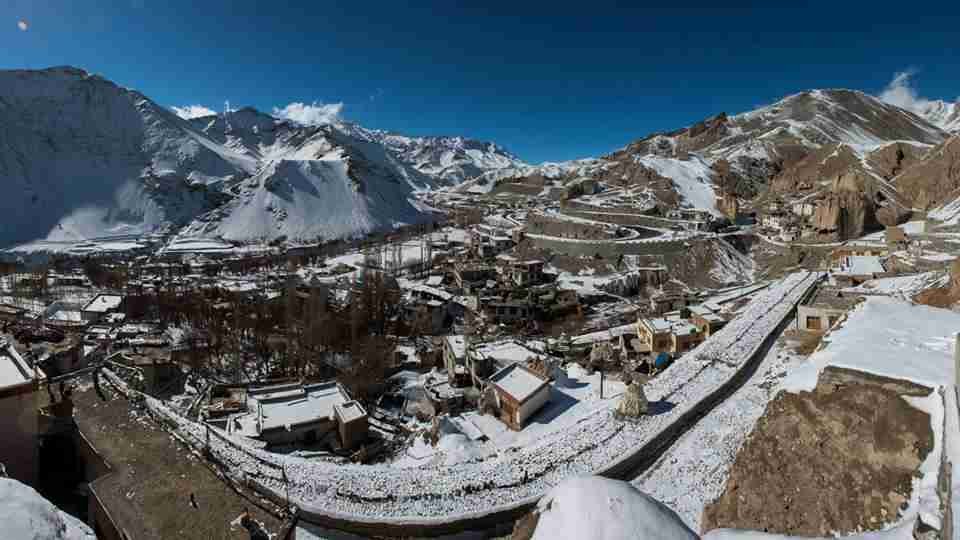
5, 1, 960, 163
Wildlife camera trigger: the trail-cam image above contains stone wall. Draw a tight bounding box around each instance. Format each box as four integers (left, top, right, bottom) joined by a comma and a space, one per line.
524, 235, 696, 259
525, 214, 615, 240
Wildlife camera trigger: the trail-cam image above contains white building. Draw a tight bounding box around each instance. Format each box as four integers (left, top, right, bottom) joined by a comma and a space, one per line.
488, 363, 550, 431
228, 381, 366, 448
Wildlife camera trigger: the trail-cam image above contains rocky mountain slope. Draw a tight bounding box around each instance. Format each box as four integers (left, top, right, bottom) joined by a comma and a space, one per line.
896, 135, 960, 213
2, 66, 957, 247
915, 100, 960, 133
0, 67, 521, 248
339, 123, 525, 183
459, 89, 951, 224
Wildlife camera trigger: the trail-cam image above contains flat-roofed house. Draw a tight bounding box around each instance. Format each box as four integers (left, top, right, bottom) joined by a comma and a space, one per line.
229, 381, 367, 448
509, 260, 546, 287
670, 320, 704, 353
833, 255, 887, 286
688, 305, 728, 337
488, 363, 550, 431
797, 287, 861, 332
334, 400, 368, 450
0, 339, 46, 485
636, 317, 674, 354
830, 243, 888, 264
443, 335, 469, 384
81, 294, 125, 324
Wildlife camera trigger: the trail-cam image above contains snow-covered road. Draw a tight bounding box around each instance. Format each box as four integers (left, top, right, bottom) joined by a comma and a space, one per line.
634, 336, 803, 531
100, 270, 823, 534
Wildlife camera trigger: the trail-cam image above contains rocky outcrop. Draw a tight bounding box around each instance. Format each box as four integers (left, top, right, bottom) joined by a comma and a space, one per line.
812, 170, 881, 240
866, 141, 928, 180
894, 136, 960, 210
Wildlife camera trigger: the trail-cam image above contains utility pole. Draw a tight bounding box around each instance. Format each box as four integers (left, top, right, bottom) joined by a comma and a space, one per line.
233, 298, 241, 384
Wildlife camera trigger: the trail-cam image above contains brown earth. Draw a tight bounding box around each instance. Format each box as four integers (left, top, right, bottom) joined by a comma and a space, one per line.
894, 136, 960, 210
702, 367, 933, 537
73, 377, 285, 540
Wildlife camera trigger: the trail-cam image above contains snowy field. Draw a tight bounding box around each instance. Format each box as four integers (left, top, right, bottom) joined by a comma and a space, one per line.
781, 296, 960, 534
784, 296, 960, 392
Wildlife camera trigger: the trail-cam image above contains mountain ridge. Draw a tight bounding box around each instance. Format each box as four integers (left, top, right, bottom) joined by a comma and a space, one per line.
1, 66, 958, 249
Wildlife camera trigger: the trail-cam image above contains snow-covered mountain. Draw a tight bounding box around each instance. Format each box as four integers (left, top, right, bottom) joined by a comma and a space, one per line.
339, 123, 526, 183
469, 89, 952, 216
0, 67, 520, 248
915, 100, 960, 133
619, 89, 947, 168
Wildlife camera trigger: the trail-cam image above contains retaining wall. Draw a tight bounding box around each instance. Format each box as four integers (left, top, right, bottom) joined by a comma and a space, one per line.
94, 273, 822, 538
525, 235, 700, 258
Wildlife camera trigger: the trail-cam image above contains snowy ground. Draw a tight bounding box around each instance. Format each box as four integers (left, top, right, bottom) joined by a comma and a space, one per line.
784, 296, 960, 392
634, 336, 804, 532
842, 271, 947, 298
98, 271, 821, 527
780, 296, 960, 533
0, 477, 95, 540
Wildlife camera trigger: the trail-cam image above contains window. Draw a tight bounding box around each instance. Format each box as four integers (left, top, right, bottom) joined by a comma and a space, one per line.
806, 317, 822, 330
828, 316, 838, 327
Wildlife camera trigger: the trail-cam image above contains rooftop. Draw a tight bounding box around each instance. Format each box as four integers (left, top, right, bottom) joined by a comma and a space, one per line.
835, 255, 885, 276
238, 381, 352, 436
82, 294, 124, 313
334, 400, 367, 424
639, 317, 673, 333
446, 335, 467, 359
489, 363, 549, 403
807, 287, 862, 310
0, 341, 37, 392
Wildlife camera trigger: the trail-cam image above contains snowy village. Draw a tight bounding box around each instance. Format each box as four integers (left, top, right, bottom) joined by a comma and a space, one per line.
5, 6, 960, 540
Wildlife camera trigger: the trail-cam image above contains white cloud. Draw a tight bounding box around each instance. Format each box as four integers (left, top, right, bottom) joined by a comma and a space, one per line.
272, 101, 343, 126
171, 105, 217, 120
878, 69, 934, 114
17, 20, 28, 31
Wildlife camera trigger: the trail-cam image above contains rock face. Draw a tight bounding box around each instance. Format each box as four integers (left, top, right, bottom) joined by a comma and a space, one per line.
895, 135, 960, 210
812, 170, 880, 240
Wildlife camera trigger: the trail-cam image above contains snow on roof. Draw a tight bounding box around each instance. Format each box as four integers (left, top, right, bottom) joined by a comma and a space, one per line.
784, 296, 960, 392
0, 477, 96, 539
670, 320, 699, 337
688, 304, 714, 316
476, 340, 547, 365
445, 335, 467, 359
640, 317, 673, 333
571, 323, 636, 346
532, 475, 698, 540
410, 283, 453, 302
835, 255, 885, 276
247, 382, 351, 434
334, 400, 367, 424
489, 363, 549, 403
0, 341, 35, 390
82, 294, 123, 313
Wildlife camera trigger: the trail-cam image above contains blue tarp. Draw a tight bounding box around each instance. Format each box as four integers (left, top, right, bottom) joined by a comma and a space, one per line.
654, 352, 670, 368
